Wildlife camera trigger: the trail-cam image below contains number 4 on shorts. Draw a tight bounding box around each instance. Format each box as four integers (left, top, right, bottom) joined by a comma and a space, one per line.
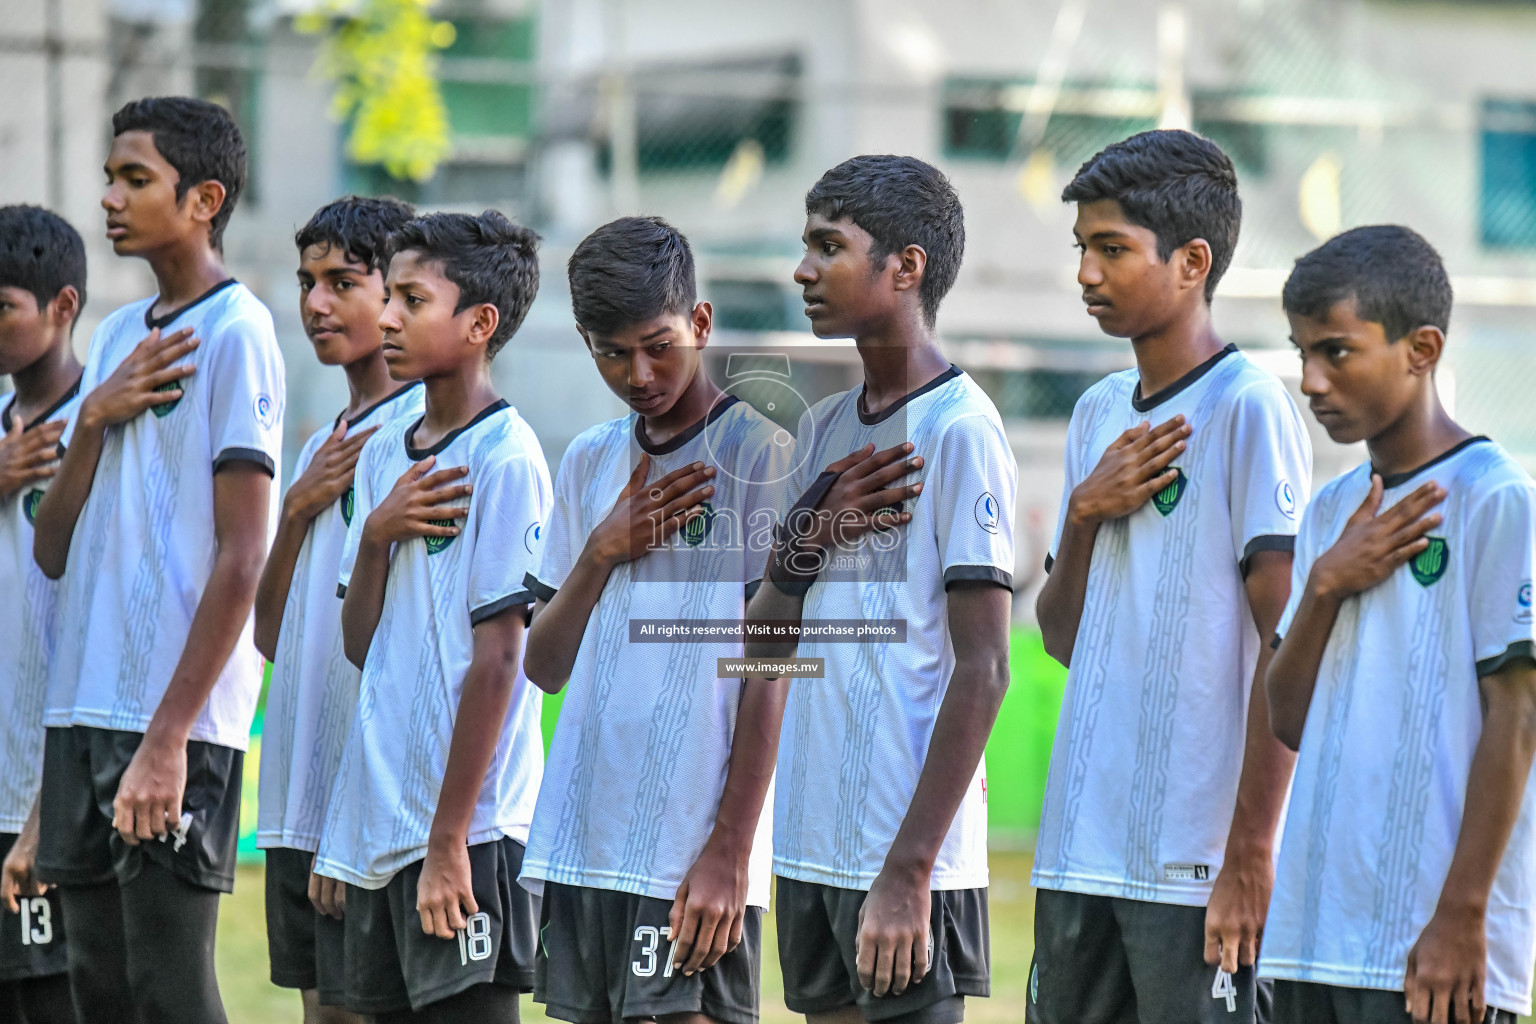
1211, 968, 1237, 1013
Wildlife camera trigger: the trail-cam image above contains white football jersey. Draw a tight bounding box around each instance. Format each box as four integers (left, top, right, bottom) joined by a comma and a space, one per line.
315, 401, 552, 888
1261, 438, 1536, 1015
257, 383, 425, 852
773, 367, 1018, 891
518, 398, 792, 909
48, 282, 284, 749
0, 382, 82, 830
1033, 346, 1312, 905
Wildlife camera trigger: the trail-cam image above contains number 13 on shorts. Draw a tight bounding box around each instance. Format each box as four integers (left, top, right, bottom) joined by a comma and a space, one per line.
18, 898, 51, 946
1211, 968, 1236, 1013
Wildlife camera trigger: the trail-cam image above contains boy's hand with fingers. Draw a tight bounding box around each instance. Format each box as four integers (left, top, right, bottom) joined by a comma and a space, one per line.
1405, 904, 1487, 1024
0, 417, 66, 500
284, 421, 378, 523
363, 456, 473, 546
1309, 476, 1446, 600
416, 840, 477, 941
1, 808, 47, 913
79, 327, 198, 430
856, 867, 932, 997
668, 834, 748, 977
1069, 415, 1191, 525
585, 453, 715, 570
112, 732, 187, 845
308, 857, 347, 920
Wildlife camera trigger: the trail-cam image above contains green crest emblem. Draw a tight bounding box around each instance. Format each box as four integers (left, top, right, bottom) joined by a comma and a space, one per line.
1410, 536, 1450, 587
682, 500, 715, 547
424, 520, 459, 555
340, 486, 355, 526
22, 489, 44, 525
151, 380, 182, 417
1152, 467, 1188, 517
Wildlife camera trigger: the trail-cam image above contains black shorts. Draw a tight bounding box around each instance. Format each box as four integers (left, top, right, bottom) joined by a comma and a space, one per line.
1271, 980, 1514, 1024
0, 833, 67, 983
534, 881, 762, 1024
265, 846, 346, 1002
1027, 888, 1271, 1024
341, 836, 538, 1014
776, 877, 989, 1024
34, 726, 243, 893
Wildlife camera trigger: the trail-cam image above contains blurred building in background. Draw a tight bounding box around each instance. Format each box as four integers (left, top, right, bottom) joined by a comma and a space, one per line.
4, 0, 1536, 614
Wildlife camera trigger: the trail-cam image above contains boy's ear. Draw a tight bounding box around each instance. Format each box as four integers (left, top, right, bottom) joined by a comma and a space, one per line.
1177, 238, 1213, 294
47, 285, 80, 331
465, 301, 501, 350
1404, 324, 1445, 376
892, 243, 928, 296
690, 301, 713, 349
183, 179, 228, 232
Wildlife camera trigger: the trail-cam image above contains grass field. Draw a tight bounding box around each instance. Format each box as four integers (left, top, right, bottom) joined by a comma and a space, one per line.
217, 629, 1062, 1021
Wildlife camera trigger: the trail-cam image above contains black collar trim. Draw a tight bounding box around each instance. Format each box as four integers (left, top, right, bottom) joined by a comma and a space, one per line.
2, 375, 83, 432
857, 365, 963, 425
1131, 344, 1238, 412
634, 395, 742, 455
405, 399, 509, 461
1376, 436, 1491, 489
144, 278, 239, 331
335, 382, 423, 430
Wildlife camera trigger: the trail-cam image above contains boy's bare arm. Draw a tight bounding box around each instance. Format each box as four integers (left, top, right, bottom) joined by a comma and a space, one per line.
668, 673, 789, 975
414, 607, 527, 940
112, 463, 269, 845
34, 328, 197, 578
1406, 658, 1536, 1024
856, 581, 1011, 999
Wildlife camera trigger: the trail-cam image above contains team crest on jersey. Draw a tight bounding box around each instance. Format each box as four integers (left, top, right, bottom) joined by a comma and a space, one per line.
682, 501, 715, 547
524, 522, 541, 554
1152, 468, 1188, 516
1275, 480, 1297, 519
22, 489, 44, 525
1519, 580, 1533, 624
151, 380, 182, 417
974, 492, 1000, 534
254, 393, 277, 429
340, 487, 355, 526
425, 520, 460, 555
1410, 536, 1449, 587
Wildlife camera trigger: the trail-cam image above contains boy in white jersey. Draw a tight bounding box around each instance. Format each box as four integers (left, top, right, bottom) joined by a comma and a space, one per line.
1262, 226, 1536, 1024
254, 195, 421, 1023
0, 205, 88, 1024
1030, 130, 1311, 1024
316, 210, 551, 1022
746, 155, 1016, 1024
31, 97, 283, 1024
518, 216, 789, 1023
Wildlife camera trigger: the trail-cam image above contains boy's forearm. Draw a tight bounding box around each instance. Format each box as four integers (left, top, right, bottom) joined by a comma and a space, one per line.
252, 507, 313, 661
707, 676, 789, 854
742, 575, 807, 660
1436, 665, 1536, 919
428, 617, 525, 849
883, 650, 1009, 879
522, 545, 614, 692
1035, 509, 1101, 667
32, 416, 106, 579
1266, 575, 1344, 750
341, 533, 391, 669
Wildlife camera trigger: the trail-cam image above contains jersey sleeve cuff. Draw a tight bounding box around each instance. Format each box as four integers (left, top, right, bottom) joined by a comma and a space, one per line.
1270, 633, 1283, 650
523, 572, 558, 604
213, 446, 276, 477
942, 565, 1014, 591
470, 589, 536, 626
1476, 640, 1536, 678
1044, 553, 1055, 574
1239, 534, 1295, 577
745, 579, 763, 602
337, 583, 347, 599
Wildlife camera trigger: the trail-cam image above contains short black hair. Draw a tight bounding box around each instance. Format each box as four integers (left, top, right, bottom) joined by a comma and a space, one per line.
805, 155, 965, 327
112, 96, 247, 250
387, 210, 541, 358
1282, 225, 1452, 342
0, 205, 87, 316
1062, 129, 1241, 302
567, 216, 697, 336
296, 195, 417, 275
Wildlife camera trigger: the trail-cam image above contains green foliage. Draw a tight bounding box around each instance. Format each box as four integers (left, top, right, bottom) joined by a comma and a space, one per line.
297, 0, 456, 183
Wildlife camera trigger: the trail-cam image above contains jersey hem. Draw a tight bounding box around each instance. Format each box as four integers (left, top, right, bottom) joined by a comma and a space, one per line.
772, 858, 988, 892
518, 861, 770, 909
315, 823, 529, 890
60, 710, 253, 751
1029, 868, 1212, 906
254, 830, 320, 853
1257, 960, 1531, 1017
0, 816, 28, 836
